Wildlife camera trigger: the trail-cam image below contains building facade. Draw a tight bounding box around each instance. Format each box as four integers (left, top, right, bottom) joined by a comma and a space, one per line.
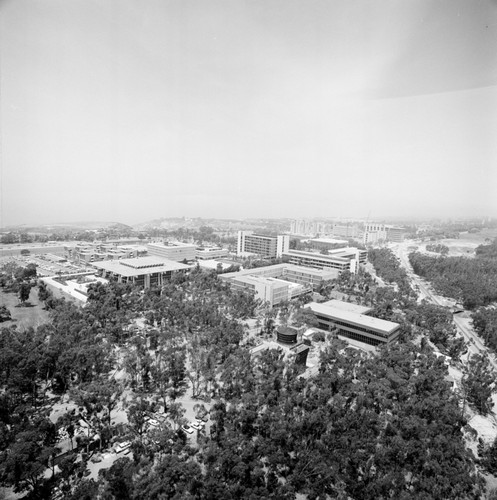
363, 224, 404, 245
147, 242, 196, 262
237, 231, 289, 258
195, 246, 229, 260
306, 300, 400, 347
282, 247, 367, 274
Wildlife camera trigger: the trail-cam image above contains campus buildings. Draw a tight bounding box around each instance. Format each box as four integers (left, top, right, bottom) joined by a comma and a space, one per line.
237, 231, 289, 258
65, 242, 147, 264
220, 263, 337, 307
305, 299, 400, 347
290, 220, 362, 239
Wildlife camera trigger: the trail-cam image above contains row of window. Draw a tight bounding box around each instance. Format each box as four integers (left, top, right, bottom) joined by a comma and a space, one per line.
314, 314, 392, 339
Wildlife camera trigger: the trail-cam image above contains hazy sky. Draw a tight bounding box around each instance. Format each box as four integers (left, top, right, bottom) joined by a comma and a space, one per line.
1, 0, 496, 226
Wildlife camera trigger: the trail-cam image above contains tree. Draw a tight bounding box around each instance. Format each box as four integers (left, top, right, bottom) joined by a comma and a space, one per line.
18, 282, 32, 305
0, 306, 11, 323
462, 354, 495, 415
0, 429, 58, 495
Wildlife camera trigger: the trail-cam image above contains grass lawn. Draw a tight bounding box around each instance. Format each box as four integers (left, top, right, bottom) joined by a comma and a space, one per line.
0, 286, 51, 330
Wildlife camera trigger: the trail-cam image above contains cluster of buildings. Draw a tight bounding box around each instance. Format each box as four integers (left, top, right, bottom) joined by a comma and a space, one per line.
289, 219, 405, 245
222, 231, 368, 307
220, 264, 338, 307
290, 220, 362, 239
64, 239, 147, 264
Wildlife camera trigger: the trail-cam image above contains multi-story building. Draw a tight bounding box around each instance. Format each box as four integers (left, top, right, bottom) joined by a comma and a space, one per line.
363, 224, 404, 245
220, 263, 337, 307
385, 226, 404, 243
147, 242, 196, 262
65, 242, 147, 264
237, 231, 289, 258
92, 256, 191, 288
229, 275, 291, 307
308, 238, 349, 250
221, 263, 338, 288
331, 224, 362, 239
290, 220, 331, 236
282, 247, 367, 274
305, 299, 400, 347
195, 246, 229, 260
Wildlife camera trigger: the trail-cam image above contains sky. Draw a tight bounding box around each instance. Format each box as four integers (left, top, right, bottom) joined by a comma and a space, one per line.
1, 0, 496, 227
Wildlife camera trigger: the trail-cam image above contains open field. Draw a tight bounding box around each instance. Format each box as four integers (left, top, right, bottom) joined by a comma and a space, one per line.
0, 286, 50, 330
431, 228, 497, 257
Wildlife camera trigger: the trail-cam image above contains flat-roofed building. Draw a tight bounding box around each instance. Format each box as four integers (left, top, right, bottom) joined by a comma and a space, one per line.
65, 242, 147, 264
364, 224, 404, 245
283, 247, 367, 274
331, 224, 362, 239
308, 238, 349, 250
220, 263, 338, 290
328, 247, 368, 265
147, 242, 196, 262
195, 246, 228, 260
92, 256, 190, 288
237, 231, 289, 258
305, 300, 400, 347
230, 275, 290, 307
319, 299, 372, 315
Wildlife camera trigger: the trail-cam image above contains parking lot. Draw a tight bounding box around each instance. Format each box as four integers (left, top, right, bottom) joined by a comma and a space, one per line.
2, 254, 91, 277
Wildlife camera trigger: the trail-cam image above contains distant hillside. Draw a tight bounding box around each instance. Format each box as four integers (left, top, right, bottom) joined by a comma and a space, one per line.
1, 221, 133, 233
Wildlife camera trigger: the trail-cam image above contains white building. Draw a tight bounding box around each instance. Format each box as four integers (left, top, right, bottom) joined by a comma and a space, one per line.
237, 231, 289, 258
147, 242, 196, 262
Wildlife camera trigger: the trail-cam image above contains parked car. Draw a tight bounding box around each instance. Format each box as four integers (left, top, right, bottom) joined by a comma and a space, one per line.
181, 425, 194, 434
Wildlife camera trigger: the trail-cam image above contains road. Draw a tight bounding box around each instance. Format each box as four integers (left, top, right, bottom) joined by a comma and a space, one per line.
392, 242, 497, 367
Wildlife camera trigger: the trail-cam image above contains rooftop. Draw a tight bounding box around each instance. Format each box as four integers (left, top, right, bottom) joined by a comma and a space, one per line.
220, 263, 338, 280
284, 249, 350, 262
308, 238, 348, 245
92, 256, 191, 277
320, 299, 372, 315
147, 241, 196, 249
306, 302, 400, 334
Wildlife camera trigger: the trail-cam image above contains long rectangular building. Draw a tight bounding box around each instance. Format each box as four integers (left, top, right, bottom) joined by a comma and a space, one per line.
220, 263, 336, 307
147, 242, 196, 262
220, 263, 338, 288
283, 247, 367, 273
305, 300, 400, 347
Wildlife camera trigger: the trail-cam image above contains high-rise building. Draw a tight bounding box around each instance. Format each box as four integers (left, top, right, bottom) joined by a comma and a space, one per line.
363, 224, 404, 245
289, 219, 331, 236
237, 231, 289, 258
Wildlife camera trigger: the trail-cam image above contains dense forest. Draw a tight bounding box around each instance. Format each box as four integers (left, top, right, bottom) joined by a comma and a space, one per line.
471, 308, 497, 354
408, 239, 497, 309
0, 254, 493, 499
367, 248, 413, 297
